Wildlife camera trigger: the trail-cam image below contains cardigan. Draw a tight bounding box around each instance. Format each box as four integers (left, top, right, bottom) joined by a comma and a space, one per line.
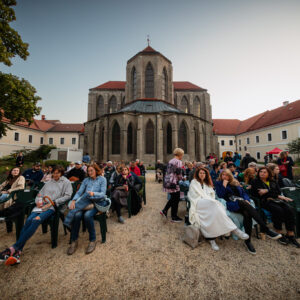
0, 176, 25, 194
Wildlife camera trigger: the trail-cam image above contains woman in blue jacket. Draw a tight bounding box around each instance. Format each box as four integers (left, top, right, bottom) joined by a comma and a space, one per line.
65, 164, 107, 255
215, 169, 281, 255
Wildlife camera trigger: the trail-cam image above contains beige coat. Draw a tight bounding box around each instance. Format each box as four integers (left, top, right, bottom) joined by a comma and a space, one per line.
0, 176, 25, 209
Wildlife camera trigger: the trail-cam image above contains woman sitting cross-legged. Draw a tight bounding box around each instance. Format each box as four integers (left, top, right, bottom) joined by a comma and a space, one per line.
188, 167, 249, 251
215, 169, 281, 255
110, 166, 141, 224
65, 164, 107, 255
0, 166, 72, 266
251, 167, 300, 248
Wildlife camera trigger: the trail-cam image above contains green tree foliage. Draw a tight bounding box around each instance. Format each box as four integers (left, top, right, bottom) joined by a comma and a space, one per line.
287, 138, 300, 160
0, 0, 41, 137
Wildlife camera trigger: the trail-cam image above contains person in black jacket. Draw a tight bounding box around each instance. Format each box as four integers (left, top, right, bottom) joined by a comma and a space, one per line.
15, 152, 24, 167
251, 167, 299, 247
241, 152, 257, 170
111, 166, 141, 223
66, 161, 86, 182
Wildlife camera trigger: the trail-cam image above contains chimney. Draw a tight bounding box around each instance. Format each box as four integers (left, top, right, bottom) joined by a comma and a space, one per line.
41, 115, 46, 120
283, 101, 289, 107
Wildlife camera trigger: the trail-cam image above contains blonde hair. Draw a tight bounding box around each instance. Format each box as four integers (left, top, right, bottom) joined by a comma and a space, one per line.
218, 169, 239, 186
173, 148, 184, 157
219, 162, 227, 169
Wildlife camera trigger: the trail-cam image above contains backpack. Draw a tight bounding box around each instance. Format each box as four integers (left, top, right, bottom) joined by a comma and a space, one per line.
182, 225, 202, 249
163, 162, 181, 189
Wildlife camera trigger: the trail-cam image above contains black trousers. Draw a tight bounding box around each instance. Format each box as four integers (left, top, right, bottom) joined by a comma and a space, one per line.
163, 191, 180, 218
237, 200, 268, 240
264, 201, 295, 231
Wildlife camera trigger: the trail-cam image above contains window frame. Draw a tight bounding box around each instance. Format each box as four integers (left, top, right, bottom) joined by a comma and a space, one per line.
255, 135, 259, 143
49, 137, 53, 145
72, 137, 76, 145
14, 132, 19, 142
40, 137, 44, 145
281, 130, 287, 140
267, 133, 272, 142
221, 140, 225, 146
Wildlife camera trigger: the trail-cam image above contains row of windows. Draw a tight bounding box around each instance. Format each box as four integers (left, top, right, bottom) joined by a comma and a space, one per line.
239, 130, 288, 145
220, 140, 234, 146
14, 133, 76, 145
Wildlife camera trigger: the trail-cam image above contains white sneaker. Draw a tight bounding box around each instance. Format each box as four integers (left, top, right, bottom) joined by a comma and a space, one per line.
232, 228, 249, 240
209, 240, 219, 251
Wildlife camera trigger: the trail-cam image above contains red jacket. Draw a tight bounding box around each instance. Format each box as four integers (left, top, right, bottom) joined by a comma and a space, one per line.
130, 166, 141, 176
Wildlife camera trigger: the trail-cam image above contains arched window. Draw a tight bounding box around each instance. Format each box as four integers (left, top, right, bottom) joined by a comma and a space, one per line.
127, 123, 133, 154
178, 121, 188, 153
96, 96, 105, 118
93, 126, 96, 155
162, 68, 168, 101
193, 96, 200, 117
145, 119, 155, 154
180, 96, 189, 113
167, 122, 172, 154
111, 121, 120, 154
145, 63, 154, 98
200, 97, 206, 119
132, 67, 137, 100
108, 96, 117, 113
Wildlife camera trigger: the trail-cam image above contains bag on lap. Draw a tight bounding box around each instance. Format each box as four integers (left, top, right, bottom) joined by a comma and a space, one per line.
182, 225, 202, 249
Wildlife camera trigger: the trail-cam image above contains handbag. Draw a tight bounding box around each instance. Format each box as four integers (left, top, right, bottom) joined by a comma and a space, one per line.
182, 225, 202, 249
93, 197, 111, 213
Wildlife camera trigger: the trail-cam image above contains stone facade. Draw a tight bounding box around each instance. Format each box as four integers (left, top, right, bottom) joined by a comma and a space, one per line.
84, 46, 216, 165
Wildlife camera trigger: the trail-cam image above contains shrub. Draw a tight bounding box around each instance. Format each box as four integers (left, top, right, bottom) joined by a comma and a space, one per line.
44, 160, 70, 169
24, 145, 56, 162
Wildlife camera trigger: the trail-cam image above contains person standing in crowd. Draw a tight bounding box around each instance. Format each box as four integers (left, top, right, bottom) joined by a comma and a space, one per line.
188, 167, 249, 251
138, 161, 146, 176
22, 162, 44, 186
82, 153, 91, 164
0, 166, 72, 265
15, 152, 24, 168
251, 167, 299, 247
104, 161, 115, 184
160, 148, 184, 223
264, 154, 269, 166
129, 161, 141, 176
224, 152, 233, 164
241, 152, 257, 170
233, 152, 241, 168
277, 151, 294, 180
207, 159, 215, 172
66, 161, 86, 182
215, 169, 281, 254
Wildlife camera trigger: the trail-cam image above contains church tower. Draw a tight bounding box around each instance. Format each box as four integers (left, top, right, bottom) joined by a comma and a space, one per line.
125, 45, 174, 104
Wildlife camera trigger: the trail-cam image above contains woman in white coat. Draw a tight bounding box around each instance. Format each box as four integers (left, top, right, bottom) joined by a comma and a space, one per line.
188, 167, 249, 250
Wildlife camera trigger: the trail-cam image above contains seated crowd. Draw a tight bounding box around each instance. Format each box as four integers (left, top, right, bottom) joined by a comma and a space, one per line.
159, 149, 300, 254
0, 158, 146, 265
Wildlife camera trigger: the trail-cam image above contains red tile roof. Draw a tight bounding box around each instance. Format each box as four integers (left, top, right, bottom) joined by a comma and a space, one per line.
141, 46, 157, 53
2, 117, 83, 133
213, 119, 241, 135
47, 123, 84, 132
213, 99, 300, 135
91, 81, 206, 91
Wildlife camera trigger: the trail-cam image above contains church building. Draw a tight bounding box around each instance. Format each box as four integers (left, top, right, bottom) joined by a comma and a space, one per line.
84, 45, 216, 164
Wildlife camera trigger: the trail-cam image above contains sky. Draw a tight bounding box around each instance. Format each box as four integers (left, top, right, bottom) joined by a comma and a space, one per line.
2, 0, 300, 123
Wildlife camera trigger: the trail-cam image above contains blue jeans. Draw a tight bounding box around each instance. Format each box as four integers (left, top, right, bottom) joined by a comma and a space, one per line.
0, 193, 10, 202
64, 193, 94, 228
70, 207, 98, 242
13, 209, 55, 251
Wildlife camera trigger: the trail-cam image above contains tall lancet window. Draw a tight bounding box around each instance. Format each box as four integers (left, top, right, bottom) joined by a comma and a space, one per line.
162, 68, 168, 101
132, 67, 137, 100
145, 63, 154, 98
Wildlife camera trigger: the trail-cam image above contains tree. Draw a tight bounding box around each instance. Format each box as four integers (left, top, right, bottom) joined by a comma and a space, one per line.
0, 0, 41, 138
287, 138, 300, 161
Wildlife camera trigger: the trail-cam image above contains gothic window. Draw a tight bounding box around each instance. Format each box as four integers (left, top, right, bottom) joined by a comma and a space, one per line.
132, 67, 137, 100
96, 95, 104, 118
167, 122, 172, 154
178, 121, 188, 153
121, 96, 125, 108
111, 121, 120, 154
200, 97, 206, 119
162, 68, 168, 101
145, 63, 154, 98
108, 96, 117, 113
99, 127, 104, 160
193, 96, 200, 117
180, 96, 189, 113
127, 123, 133, 154
93, 126, 96, 155
145, 119, 155, 154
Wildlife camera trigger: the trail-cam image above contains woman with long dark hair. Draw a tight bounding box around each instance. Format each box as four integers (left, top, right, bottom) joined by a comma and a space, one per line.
251, 167, 299, 247
188, 167, 249, 251
215, 169, 281, 254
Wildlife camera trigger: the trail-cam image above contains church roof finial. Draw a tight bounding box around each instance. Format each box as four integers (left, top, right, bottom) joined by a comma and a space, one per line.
147, 34, 150, 46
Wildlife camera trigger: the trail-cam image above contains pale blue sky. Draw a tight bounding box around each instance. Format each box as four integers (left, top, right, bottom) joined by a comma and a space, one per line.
3, 0, 300, 123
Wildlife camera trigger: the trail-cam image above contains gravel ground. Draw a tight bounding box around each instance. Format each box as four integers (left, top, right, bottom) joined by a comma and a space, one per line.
0, 173, 299, 300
